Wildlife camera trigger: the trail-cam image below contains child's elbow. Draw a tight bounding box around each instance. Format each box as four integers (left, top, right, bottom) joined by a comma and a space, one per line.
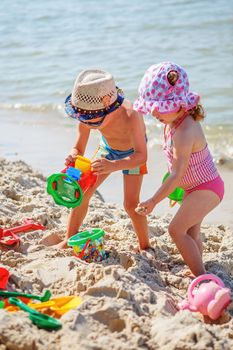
170, 169, 184, 182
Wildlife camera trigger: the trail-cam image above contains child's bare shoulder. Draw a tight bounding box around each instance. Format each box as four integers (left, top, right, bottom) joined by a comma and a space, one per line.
122, 99, 133, 110
174, 116, 196, 142
122, 100, 143, 121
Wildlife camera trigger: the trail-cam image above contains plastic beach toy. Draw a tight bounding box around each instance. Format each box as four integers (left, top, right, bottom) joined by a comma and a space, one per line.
50, 296, 82, 316
6, 295, 82, 317
47, 173, 83, 208
68, 229, 106, 263
162, 172, 184, 206
8, 297, 62, 330
31, 296, 82, 316
0, 218, 45, 246
75, 155, 91, 173
47, 156, 97, 208
0, 289, 51, 302
28, 296, 74, 312
178, 274, 231, 320
0, 267, 10, 289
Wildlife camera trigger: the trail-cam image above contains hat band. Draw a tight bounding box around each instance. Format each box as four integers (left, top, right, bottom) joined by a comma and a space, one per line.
65, 88, 124, 121
74, 87, 123, 116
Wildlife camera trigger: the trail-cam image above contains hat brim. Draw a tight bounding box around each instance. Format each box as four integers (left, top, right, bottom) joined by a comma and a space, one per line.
134, 92, 200, 115
65, 88, 124, 120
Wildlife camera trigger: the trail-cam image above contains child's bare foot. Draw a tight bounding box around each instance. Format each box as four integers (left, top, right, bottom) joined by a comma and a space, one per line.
132, 245, 155, 261
132, 243, 152, 253
132, 246, 139, 254
140, 246, 156, 261
53, 239, 68, 249
183, 269, 196, 279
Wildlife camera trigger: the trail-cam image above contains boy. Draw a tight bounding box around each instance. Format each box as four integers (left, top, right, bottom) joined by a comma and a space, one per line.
57, 69, 150, 250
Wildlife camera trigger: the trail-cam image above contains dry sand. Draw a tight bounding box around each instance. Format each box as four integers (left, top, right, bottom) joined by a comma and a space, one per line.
0, 158, 233, 350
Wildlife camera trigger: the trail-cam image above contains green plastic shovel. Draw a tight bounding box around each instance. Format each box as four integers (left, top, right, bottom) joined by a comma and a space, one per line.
0, 289, 51, 302
8, 297, 62, 330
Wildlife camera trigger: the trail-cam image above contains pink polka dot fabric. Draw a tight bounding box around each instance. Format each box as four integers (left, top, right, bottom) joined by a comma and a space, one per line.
133, 62, 200, 115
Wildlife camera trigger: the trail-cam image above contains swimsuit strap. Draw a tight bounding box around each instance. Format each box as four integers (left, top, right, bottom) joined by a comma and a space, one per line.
164, 112, 189, 144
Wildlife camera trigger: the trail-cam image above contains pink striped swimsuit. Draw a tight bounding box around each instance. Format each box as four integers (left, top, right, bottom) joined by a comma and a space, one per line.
163, 115, 224, 200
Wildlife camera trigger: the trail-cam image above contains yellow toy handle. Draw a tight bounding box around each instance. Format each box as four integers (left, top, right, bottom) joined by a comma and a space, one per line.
74, 155, 91, 173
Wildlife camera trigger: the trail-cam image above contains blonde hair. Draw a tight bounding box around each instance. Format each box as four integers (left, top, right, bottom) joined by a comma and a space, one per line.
167, 70, 205, 121
188, 104, 205, 121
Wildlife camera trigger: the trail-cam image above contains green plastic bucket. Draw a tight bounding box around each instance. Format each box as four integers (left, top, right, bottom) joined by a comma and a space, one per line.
68, 229, 106, 263
162, 172, 184, 203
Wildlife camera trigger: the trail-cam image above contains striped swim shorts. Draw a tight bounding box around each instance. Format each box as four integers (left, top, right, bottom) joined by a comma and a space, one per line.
93, 136, 147, 175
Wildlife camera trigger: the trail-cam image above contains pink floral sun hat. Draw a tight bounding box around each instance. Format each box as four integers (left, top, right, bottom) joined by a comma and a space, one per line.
133, 62, 200, 115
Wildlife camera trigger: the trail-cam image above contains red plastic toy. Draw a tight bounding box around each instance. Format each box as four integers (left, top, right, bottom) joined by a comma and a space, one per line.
0, 219, 46, 246
0, 267, 10, 289
78, 171, 98, 193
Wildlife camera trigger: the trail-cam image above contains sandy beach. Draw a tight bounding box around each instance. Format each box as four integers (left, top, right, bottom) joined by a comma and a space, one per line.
0, 158, 233, 350
1, 1, 233, 348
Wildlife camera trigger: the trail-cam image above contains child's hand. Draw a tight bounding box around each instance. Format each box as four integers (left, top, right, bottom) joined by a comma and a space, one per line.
64, 148, 78, 166
65, 147, 78, 166
135, 198, 156, 216
64, 154, 76, 166
91, 159, 114, 175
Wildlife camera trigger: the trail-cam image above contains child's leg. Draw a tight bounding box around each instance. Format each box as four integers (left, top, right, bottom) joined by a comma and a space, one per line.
187, 223, 203, 256
56, 174, 109, 248
168, 190, 220, 276
123, 174, 150, 250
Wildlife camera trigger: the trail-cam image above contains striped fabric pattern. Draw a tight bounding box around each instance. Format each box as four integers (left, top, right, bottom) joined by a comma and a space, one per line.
93, 137, 148, 175
164, 130, 219, 190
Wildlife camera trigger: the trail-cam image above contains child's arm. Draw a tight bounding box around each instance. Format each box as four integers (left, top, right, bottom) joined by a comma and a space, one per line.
91, 111, 147, 174
65, 123, 90, 165
136, 128, 194, 215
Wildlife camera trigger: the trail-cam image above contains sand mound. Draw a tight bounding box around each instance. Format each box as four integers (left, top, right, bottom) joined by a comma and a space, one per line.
0, 158, 232, 350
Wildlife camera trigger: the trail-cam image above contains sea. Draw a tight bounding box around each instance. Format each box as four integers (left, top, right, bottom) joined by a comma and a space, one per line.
0, 0, 232, 170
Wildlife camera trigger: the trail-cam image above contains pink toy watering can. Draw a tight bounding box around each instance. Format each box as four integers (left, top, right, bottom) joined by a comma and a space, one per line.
178, 274, 231, 320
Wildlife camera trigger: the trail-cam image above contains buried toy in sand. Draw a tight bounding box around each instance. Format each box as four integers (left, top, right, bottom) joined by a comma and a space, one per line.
1, 288, 83, 330
68, 228, 107, 263
4, 295, 82, 318
0, 267, 10, 289
0, 218, 46, 246
178, 274, 231, 320
8, 297, 62, 331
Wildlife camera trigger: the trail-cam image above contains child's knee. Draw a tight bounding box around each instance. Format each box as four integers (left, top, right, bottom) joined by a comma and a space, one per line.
168, 222, 180, 239
83, 188, 96, 203
124, 200, 137, 216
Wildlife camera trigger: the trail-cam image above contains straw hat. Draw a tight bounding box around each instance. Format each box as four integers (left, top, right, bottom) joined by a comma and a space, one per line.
65, 69, 124, 120
72, 69, 118, 110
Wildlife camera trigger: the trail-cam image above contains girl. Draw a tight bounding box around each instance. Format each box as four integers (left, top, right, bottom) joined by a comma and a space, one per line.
134, 62, 224, 276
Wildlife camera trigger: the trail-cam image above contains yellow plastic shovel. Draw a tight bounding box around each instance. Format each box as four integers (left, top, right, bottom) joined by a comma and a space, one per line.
5, 295, 82, 317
